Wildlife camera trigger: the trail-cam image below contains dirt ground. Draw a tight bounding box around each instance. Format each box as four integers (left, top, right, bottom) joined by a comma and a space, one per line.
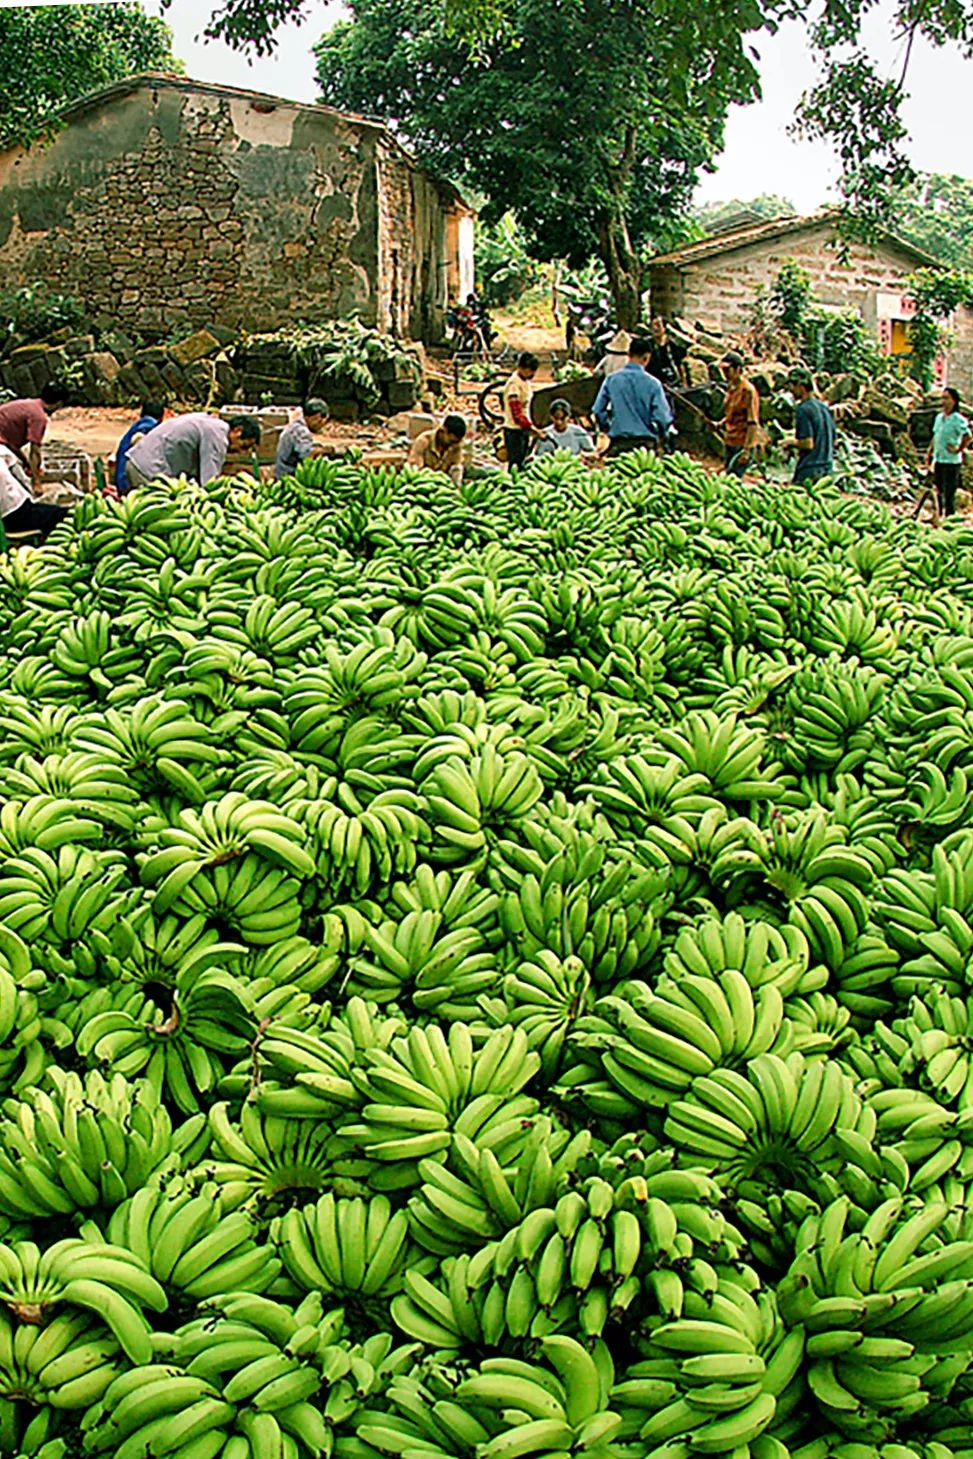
48, 407, 137, 460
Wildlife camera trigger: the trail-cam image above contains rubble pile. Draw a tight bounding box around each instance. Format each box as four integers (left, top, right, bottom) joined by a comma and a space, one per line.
0, 323, 424, 419
668, 317, 946, 468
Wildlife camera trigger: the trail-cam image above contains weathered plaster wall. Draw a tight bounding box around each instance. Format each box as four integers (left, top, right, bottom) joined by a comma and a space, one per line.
0, 80, 444, 339
376, 139, 459, 342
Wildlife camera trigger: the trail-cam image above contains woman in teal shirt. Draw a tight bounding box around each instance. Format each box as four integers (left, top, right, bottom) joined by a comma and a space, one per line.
927, 387, 972, 518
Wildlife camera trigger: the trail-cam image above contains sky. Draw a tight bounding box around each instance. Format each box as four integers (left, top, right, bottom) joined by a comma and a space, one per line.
81, 0, 973, 212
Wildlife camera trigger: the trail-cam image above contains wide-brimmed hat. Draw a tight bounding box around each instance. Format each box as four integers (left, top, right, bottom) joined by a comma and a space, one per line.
606, 330, 631, 353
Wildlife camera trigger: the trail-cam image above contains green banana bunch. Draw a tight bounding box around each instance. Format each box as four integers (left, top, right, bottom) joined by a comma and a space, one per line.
77, 965, 255, 1114
664, 912, 814, 998
480, 949, 593, 1077
0, 1236, 164, 1365
407, 1116, 590, 1257
0, 1306, 124, 1414
192, 1101, 335, 1213
657, 709, 785, 802
663, 1052, 863, 1205
302, 788, 426, 898
782, 1196, 973, 1440
107, 1175, 280, 1300
580, 753, 719, 864
0, 927, 47, 1096
0, 792, 101, 861
628, 1274, 799, 1455
73, 694, 223, 801
572, 969, 788, 1115
0, 843, 138, 953
337, 1022, 541, 1188
274, 1193, 418, 1301
138, 792, 314, 937
0, 1071, 175, 1220
492, 839, 665, 985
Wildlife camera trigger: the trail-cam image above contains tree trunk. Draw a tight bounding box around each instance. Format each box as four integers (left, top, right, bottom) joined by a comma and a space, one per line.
598, 211, 643, 331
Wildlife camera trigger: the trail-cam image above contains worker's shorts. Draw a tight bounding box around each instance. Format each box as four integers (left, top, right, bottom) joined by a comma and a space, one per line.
606, 436, 657, 458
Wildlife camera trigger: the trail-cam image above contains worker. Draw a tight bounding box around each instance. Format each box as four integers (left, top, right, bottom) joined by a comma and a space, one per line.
535, 400, 596, 458
719, 351, 761, 477
125, 412, 261, 490
408, 414, 468, 484
788, 368, 836, 486
0, 383, 67, 490
593, 337, 673, 457
926, 386, 972, 519
502, 352, 542, 469
647, 317, 689, 389
275, 399, 329, 479
0, 444, 69, 541
595, 330, 632, 377
114, 400, 165, 495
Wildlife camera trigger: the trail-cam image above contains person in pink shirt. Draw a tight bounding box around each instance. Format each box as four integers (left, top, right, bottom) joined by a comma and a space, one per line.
0, 382, 66, 488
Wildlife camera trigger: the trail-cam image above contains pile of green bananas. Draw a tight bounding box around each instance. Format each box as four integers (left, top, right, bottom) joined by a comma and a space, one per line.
4, 452, 973, 1457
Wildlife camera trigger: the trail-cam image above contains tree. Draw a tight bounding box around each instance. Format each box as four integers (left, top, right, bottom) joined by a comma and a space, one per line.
314, 0, 758, 326
693, 195, 797, 233
0, 4, 178, 150
888, 173, 973, 270
197, 0, 973, 232
905, 266, 973, 387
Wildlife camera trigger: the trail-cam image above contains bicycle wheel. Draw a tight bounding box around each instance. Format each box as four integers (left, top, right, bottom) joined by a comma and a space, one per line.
478, 377, 508, 430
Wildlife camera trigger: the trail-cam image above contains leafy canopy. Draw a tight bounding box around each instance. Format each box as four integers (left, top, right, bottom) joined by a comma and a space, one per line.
313, 0, 758, 322
0, 3, 178, 150
891, 173, 973, 271
197, 0, 973, 233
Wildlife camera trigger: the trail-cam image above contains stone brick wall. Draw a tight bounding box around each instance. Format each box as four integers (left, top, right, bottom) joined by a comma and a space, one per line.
0, 77, 459, 343
649, 223, 973, 395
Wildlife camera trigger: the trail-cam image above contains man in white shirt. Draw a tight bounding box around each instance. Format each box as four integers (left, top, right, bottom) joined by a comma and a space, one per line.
126, 412, 261, 489
0, 445, 68, 539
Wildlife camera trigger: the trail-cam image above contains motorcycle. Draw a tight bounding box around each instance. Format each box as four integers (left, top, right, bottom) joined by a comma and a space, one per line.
448, 297, 496, 358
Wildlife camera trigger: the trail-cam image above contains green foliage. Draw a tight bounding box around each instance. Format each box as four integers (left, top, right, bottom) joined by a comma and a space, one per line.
0, 285, 86, 348
314, 0, 760, 326
693, 194, 796, 233
748, 260, 813, 356
246, 319, 419, 409
773, 260, 813, 335
891, 173, 973, 271
801, 306, 883, 377
750, 261, 879, 378
904, 266, 973, 390
475, 215, 542, 307
0, 4, 178, 149
192, 0, 973, 289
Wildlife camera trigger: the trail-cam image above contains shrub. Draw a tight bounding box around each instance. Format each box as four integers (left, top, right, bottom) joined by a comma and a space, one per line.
800, 306, 883, 376
475, 216, 542, 307
0, 285, 86, 347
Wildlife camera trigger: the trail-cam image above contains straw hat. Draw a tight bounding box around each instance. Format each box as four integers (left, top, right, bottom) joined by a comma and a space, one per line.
606, 330, 632, 353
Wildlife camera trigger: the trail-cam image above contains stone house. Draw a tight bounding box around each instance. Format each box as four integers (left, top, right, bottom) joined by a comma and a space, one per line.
0, 72, 475, 343
648, 212, 973, 392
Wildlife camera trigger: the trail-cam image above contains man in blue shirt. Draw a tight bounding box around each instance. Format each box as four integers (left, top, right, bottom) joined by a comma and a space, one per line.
789, 370, 835, 485
593, 337, 673, 457
114, 400, 164, 494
